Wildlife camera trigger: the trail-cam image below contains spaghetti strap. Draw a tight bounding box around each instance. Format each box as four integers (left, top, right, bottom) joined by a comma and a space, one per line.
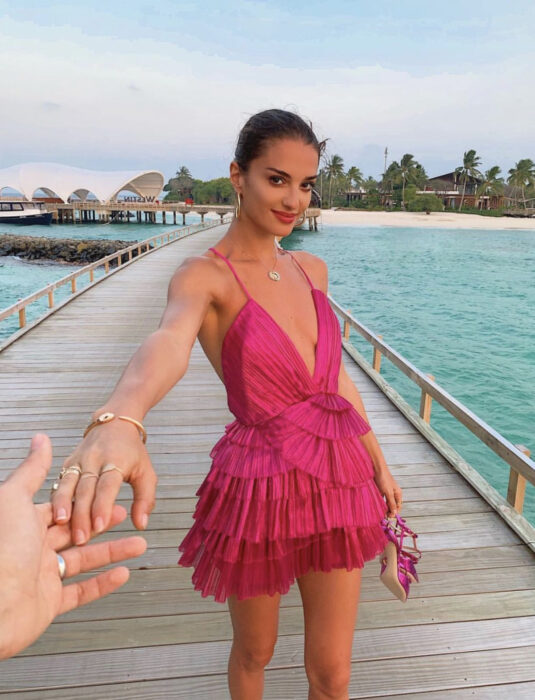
285, 249, 315, 290
208, 247, 251, 300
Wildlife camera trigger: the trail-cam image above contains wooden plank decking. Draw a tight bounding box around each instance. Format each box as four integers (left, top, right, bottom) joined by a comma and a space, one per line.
1, 223, 534, 698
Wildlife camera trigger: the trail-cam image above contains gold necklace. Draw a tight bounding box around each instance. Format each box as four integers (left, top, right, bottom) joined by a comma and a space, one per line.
260, 240, 285, 281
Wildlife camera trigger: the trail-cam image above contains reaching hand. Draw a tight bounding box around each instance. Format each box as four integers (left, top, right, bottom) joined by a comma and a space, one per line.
50, 419, 157, 545
0, 433, 147, 660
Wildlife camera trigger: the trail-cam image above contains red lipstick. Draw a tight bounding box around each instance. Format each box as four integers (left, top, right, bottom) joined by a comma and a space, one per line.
272, 210, 296, 224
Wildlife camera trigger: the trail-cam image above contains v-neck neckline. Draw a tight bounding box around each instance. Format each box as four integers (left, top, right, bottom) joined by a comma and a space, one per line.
211, 245, 321, 384
249, 288, 321, 384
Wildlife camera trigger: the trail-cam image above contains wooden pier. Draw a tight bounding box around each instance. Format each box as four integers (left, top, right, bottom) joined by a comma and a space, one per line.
43, 201, 322, 230
1, 223, 534, 697
45, 201, 235, 226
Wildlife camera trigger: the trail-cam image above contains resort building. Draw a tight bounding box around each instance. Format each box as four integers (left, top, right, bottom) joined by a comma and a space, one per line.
0, 162, 164, 204
420, 171, 504, 210
344, 187, 367, 204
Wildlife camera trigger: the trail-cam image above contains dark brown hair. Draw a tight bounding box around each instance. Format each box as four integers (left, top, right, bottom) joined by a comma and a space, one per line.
234, 108, 327, 172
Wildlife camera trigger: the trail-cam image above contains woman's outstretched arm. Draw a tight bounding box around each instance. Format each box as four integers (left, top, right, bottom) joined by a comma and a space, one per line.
51, 255, 217, 544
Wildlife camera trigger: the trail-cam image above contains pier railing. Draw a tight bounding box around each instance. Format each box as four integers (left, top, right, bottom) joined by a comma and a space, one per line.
330, 297, 535, 550
0, 218, 231, 351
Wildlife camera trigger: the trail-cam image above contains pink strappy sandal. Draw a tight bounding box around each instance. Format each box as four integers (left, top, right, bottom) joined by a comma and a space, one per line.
379, 514, 422, 603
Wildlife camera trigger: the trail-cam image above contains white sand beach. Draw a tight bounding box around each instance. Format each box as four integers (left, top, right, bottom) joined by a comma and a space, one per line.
319, 209, 535, 230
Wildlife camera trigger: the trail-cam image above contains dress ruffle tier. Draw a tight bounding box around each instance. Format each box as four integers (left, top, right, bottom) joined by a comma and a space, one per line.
177, 392, 389, 603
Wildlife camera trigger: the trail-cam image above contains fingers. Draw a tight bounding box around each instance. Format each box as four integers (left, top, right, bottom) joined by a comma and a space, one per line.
386, 488, 403, 517
130, 460, 157, 530
70, 468, 100, 545
91, 469, 125, 534
394, 488, 403, 512
64, 534, 147, 578
6, 434, 52, 497
47, 504, 128, 551
51, 465, 84, 524
57, 535, 148, 615
58, 567, 131, 615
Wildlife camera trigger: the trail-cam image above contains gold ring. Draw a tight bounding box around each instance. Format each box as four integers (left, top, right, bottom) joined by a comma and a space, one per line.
79, 472, 99, 481
59, 465, 82, 479
100, 463, 124, 477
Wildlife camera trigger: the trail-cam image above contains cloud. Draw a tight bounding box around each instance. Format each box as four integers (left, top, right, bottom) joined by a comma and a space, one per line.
0, 15, 534, 179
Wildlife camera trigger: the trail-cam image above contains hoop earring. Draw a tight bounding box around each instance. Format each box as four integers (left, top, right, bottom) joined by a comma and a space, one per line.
235, 192, 242, 219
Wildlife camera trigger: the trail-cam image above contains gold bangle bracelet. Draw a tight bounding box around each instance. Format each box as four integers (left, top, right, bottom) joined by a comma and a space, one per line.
83, 412, 147, 444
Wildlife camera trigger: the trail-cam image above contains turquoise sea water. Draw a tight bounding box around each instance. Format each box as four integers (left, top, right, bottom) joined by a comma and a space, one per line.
1, 219, 534, 524
0, 214, 213, 337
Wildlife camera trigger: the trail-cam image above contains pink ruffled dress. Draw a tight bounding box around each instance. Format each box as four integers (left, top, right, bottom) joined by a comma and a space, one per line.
177, 246, 389, 602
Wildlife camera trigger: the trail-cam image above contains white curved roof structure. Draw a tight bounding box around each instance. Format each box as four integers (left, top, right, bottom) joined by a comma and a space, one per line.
0, 163, 165, 204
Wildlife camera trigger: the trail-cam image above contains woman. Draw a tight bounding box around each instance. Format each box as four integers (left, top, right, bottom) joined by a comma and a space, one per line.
51, 109, 402, 699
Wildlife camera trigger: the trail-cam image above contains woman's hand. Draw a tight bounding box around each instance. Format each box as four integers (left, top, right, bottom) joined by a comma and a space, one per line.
0, 434, 147, 660
51, 418, 158, 545
373, 467, 403, 518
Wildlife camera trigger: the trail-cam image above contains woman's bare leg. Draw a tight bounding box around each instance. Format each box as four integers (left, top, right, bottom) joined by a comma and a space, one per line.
227, 591, 282, 699
297, 567, 362, 700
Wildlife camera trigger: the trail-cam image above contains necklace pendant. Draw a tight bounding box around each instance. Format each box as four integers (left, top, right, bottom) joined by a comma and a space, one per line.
268, 270, 281, 281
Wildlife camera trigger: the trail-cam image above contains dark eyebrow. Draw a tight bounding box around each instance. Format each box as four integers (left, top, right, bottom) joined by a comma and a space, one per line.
266, 167, 317, 180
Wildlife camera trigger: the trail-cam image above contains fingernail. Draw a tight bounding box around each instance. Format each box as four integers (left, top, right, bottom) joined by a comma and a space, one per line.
94, 517, 104, 533
74, 529, 86, 545
56, 508, 67, 521
141, 514, 148, 529
31, 434, 46, 450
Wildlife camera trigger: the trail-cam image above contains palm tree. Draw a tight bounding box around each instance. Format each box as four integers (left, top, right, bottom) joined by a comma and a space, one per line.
507, 159, 535, 209
175, 166, 192, 179
476, 166, 504, 208
412, 163, 428, 188
363, 176, 380, 192
164, 165, 194, 197
455, 150, 482, 210
399, 154, 419, 206
382, 155, 425, 206
346, 166, 364, 190
325, 154, 345, 207
382, 161, 400, 194
318, 151, 330, 207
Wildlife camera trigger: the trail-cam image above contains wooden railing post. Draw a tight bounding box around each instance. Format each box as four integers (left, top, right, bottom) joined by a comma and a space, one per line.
507, 445, 530, 513
104, 261, 109, 274
18, 307, 26, 328
343, 309, 351, 340
71, 278, 76, 293
48, 291, 54, 308
372, 334, 383, 372
419, 374, 435, 423
89, 269, 94, 282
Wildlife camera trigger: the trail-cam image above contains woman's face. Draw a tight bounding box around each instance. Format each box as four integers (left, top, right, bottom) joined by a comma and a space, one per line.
231, 137, 319, 236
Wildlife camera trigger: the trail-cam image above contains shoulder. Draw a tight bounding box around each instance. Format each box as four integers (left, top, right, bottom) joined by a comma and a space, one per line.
290, 249, 328, 293
166, 250, 227, 303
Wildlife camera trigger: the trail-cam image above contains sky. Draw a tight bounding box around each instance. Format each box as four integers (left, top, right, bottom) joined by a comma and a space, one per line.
1, 0, 534, 183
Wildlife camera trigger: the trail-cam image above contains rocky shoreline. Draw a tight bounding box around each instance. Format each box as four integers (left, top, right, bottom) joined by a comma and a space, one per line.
0, 234, 144, 265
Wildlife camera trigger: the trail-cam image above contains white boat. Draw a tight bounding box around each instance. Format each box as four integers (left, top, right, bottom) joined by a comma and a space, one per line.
0, 200, 53, 225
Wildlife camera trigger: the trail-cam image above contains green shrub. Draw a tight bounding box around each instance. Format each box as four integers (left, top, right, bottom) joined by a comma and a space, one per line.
446, 205, 506, 217
407, 194, 444, 212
